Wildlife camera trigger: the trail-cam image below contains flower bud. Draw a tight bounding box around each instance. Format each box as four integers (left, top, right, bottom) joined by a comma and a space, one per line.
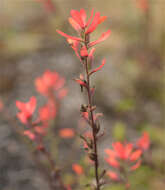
80, 46, 88, 58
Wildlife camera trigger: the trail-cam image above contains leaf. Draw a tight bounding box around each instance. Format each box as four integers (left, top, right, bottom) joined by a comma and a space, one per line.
89, 59, 106, 75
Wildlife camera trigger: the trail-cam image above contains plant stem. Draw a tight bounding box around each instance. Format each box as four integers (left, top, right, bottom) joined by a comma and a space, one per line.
84, 57, 100, 190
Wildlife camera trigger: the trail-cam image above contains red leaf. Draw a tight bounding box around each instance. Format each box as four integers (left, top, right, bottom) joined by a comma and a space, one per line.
88, 30, 111, 47
105, 148, 116, 157
89, 47, 95, 57
68, 17, 81, 31
131, 160, 141, 171
107, 171, 119, 181
75, 79, 88, 88
98, 16, 107, 24
89, 59, 106, 75
130, 149, 142, 161
80, 9, 86, 26
86, 8, 94, 27
70, 10, 84, 28
56, 30, 83, 41
105, 157, 120, 168
85, 12, 100, 34
136, 132, 150, 151
23, 130, 35, 140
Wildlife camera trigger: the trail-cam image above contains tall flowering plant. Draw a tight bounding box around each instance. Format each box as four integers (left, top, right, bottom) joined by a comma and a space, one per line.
15, 70, 71, 190
57, 9, 150, 190
57, 9, 111, 190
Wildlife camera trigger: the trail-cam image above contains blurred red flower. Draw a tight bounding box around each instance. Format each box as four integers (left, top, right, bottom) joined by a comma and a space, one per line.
72, 164, 83, 175
38, 101, 56, 122
136, 132, 150, 151
16, 96, 36, 124
59, 128, 75, 138
35, 70, 67, 98
105, 142, 142, 170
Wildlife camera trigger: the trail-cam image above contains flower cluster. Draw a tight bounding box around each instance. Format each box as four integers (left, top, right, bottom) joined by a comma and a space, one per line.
105, 132, 150, 185
57, 9, 111, 190
16, 70, 70, 142
16, 96, 36, 125
57, 9, 110, 63
35, 70, 67, 99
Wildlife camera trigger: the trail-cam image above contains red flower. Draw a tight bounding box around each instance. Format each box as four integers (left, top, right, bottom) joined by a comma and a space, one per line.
130, 149, 142, 161
72, 164, 84, 175
85, 12, 107, 34
59, 128, 75, 138
69, 9, 94, 31
80, 46, 88, 58
38, 101, 56, 122
105, 142, 142, 171
68, 17, 81, 31
16, 96, 36, 124
136, 132, 150, 151
107, 171, 119, 181
35, 70, 67, 98
23, 130, 36, 140
105, 155, 120, 168
57, 9, 110, 46
112, 142, 133, 160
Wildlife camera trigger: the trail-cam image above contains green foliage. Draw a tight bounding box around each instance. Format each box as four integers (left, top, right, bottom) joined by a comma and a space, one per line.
103, 184, 125, 190
129, 166, 154, 189
113, 122, 126, 141
116, 98, 135, 113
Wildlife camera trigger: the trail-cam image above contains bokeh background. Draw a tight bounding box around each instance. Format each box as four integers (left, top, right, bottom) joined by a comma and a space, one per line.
0, 0, 165, 189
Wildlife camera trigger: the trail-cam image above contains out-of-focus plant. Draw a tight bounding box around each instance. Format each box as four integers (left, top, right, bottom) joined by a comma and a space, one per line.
105, 132, 150, 188
15, 70, 72, 189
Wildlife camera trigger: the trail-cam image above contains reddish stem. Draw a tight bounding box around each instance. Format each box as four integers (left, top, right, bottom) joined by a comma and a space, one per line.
84, 52, 100, 189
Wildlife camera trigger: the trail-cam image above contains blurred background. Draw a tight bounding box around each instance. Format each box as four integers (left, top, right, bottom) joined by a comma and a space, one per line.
0, 0, 165, 189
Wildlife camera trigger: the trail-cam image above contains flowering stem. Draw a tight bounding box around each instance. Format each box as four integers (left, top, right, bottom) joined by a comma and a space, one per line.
40, 147, 66, 190
84, 55, 100, 189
